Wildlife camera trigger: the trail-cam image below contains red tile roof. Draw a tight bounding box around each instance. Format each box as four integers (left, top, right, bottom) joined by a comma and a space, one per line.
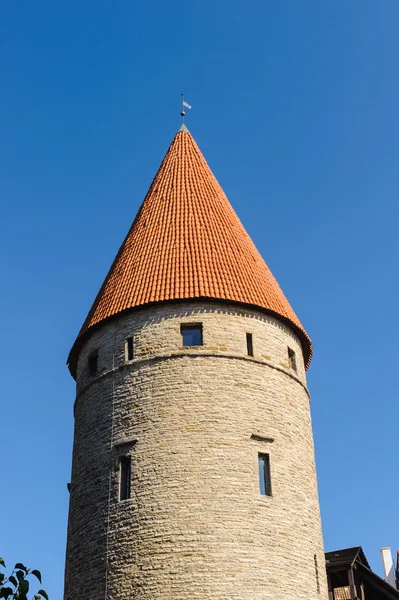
68, 126, 312, 376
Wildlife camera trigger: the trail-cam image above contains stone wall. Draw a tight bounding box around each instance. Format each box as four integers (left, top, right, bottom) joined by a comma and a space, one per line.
64, 302, 328, 599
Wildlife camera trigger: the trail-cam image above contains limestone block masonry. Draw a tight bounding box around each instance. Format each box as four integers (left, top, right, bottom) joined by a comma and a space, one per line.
64, 301, 328, 600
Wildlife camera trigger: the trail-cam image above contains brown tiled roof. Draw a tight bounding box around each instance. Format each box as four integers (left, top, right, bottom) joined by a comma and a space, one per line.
68, 125, 312, 376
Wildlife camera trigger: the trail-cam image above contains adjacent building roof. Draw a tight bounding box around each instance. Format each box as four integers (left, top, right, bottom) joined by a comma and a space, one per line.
325, 547, 371, 570
68, 125, 312, 377
326, 547, 399, 600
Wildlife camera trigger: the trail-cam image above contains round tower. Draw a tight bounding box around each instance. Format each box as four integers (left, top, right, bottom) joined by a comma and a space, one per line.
64, 126, 328, 600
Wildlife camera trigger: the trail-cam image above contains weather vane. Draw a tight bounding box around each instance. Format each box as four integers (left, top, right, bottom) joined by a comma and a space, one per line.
181, 93, 192, 124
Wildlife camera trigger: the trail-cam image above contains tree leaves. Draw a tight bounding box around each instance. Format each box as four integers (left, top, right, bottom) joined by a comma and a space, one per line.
0, 557, 48, 600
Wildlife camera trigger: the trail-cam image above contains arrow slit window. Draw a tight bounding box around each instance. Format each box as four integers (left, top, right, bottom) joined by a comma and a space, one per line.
258, 453, 272, 496
88, 350, 98, 376
119, 456, 131, 501
288, 347, 297, 371
126, 337, 134, 361
246, 333, 254, 356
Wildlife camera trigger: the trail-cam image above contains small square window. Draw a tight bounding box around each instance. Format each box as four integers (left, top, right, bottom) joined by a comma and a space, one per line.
288, 347, 297, 371
126, 337, 134, 361
181, 324, 203, 347
258, 453, 272, 496
119, 456, 131, 501
88, 351, 98, 376
246, 333, 254, 356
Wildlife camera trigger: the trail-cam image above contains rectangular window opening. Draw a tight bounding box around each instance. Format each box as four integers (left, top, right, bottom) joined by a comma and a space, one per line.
126, 337, 134, 361
181, 324, 203, 347
88, 351, 98, 376
288, 347, 297, 371
119, 456, 131, 501
246, 332, 254, 356
258, 453, 272, 497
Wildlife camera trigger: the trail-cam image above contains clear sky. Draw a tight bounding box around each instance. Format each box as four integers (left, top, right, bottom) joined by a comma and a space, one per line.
1, 1, 398, 597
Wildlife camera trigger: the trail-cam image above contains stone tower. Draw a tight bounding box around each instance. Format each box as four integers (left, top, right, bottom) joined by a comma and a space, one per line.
64, 124, 328, 600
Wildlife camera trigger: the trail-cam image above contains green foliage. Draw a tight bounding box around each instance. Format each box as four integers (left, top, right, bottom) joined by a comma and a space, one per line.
0, 558, 48, 600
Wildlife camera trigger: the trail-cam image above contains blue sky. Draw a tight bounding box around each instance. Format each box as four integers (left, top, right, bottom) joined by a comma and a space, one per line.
1, 1, 398, 597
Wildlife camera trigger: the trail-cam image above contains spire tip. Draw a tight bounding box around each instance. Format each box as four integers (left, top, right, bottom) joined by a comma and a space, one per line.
180, 93, 192, 126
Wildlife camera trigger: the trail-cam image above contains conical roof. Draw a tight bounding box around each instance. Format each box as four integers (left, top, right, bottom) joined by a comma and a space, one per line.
68, 126, 312, 375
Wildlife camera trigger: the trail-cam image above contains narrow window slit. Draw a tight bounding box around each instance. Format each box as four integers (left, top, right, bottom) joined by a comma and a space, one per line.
246, 332, 254, 356
119, 456, 131, 501
258, 453, 272, 496
314, 554, 320, 593
126, 337, 134, 361
288, 347, 297, 371
88, 350, 98, 376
